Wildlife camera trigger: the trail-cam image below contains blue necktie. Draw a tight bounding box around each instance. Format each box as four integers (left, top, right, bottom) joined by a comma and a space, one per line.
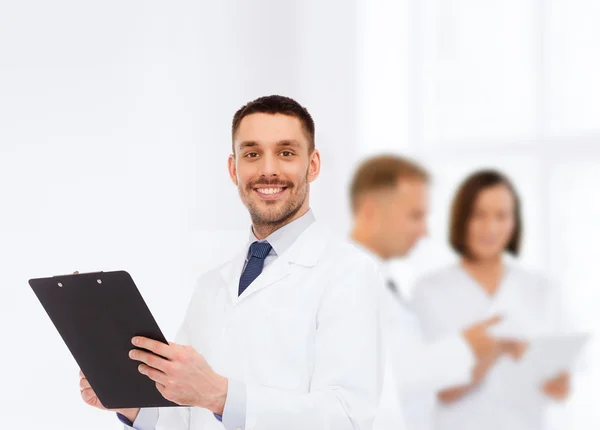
387, 278, 407, 306
238, 241, 272, 296
387, 279, 399, 296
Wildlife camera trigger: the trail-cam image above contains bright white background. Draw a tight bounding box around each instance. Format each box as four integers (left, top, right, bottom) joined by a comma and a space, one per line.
358, 0, 600, 429
0, 0, 598, 429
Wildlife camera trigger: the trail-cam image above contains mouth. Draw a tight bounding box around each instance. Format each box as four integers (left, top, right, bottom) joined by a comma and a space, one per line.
478, 239, 500, 247
254, 186, 288, 200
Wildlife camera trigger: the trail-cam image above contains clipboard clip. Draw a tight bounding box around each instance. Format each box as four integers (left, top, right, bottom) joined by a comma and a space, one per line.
53, 271, 104, 277
52, 271, 105, 287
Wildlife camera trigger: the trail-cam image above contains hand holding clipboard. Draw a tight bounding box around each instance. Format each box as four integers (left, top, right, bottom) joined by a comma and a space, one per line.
30, 270, 228, 421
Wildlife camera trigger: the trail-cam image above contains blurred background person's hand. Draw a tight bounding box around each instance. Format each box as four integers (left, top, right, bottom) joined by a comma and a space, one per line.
542, 371, 570, 401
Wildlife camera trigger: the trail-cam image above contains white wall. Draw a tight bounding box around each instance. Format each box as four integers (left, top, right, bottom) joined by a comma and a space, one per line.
2, 1, 599, 429
0, 1, 357, 428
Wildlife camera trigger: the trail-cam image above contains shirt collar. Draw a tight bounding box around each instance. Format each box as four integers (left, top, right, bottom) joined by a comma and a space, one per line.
248, 208, 316, 257
349, 240, 394, 280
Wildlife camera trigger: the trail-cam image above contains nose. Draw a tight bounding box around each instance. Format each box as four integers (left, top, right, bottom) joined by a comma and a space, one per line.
484, 218, 498, 234
258, 152, 280, 178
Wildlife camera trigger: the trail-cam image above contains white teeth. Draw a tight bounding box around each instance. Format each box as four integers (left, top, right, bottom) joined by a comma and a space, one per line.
257, 188, 283, 195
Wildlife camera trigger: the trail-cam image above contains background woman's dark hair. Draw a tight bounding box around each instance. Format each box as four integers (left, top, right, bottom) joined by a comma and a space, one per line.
449, 169, 522, 258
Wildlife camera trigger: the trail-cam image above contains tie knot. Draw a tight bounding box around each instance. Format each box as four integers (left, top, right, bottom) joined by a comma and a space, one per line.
249, 241, 272, 259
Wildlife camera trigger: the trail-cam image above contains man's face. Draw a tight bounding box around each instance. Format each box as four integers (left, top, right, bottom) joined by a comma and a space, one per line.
228, 113, 320, 229
377, 178, 429, 258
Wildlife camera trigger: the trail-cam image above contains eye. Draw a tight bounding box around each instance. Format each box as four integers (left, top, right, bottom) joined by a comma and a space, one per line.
245, 152, 260, 158
280, 151, 294, 157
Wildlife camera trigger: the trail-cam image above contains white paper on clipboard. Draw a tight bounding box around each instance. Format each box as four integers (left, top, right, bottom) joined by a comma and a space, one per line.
513, 332, 590, 385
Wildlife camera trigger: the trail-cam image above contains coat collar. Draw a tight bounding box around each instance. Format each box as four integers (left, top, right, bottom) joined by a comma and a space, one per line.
219, 221, 331, 305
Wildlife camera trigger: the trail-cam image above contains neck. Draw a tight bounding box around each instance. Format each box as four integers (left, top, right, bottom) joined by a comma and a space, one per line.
462, 254, 502, 270
252, 206, 309, 240
351, 224, 387, 260
461, 255, 504, 295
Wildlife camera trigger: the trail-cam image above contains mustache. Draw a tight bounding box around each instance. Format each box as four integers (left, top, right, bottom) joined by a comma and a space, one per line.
247, 179, 294, 189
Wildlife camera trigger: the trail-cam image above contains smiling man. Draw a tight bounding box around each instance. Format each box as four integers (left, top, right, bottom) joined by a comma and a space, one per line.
231, 106, 315, 235
78, 95, 383, 430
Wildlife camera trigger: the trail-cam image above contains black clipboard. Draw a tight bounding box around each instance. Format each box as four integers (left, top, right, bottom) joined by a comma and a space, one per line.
29, 270, 179, 409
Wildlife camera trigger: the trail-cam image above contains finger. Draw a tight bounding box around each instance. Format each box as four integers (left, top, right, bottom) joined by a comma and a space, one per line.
138, 363, 168, 385
132, 337, 173, 359
155, 381, 167, 398
482, 315, 503, 327
81, 387, 104, 409
155, 382, 179, 403
81, 387, 95, 401
129, 349, 171, 372
498, 339, 521, 348
80, 377, 92, 391
79, 369, 85, 378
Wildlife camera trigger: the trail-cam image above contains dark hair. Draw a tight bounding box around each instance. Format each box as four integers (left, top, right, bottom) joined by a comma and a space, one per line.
350, 155, 429, 212
231, 95, 315, 153
449, 169, 522, 257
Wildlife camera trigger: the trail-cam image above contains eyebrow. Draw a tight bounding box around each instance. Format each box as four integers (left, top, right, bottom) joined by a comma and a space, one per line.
238, 140, 301, 150
239, 141, 258, 150
275, 140, 300, 148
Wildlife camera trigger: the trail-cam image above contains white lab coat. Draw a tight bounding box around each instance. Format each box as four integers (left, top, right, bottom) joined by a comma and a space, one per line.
374, 292, 475, 430
138, 222, 383, 430
350, 246, 475, 430
412, 262, 567, 430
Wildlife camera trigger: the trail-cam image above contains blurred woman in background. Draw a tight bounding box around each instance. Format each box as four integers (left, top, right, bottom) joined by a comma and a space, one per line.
412, 169, 570, 430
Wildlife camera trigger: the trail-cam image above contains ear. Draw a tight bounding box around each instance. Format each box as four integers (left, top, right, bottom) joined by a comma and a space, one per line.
227, 154, 238, 186
361, 195, 375, 219
353, 195, 376, 226
307, 149, 321, 183
363, 193, 387, 221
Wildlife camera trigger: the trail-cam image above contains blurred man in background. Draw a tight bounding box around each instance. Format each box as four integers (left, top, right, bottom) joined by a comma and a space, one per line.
349, 155, 511, 430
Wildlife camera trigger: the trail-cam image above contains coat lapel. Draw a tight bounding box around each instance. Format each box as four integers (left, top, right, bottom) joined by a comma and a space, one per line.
224, 222, 331, 305
238, 253, 292, 300
219, 248, 248, 305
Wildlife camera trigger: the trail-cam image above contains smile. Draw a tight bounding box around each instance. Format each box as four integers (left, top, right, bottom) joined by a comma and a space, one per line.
257, 187, 283, 195
254, 187, 287, 199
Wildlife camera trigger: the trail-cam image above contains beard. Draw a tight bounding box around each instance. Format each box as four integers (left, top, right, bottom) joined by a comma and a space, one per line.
239, 171, 309, 229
